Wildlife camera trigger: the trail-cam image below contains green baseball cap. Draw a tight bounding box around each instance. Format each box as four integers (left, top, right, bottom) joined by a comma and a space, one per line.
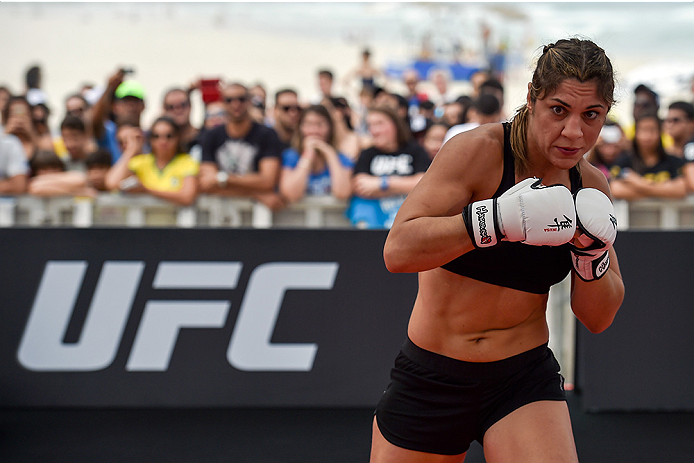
115, 80, 146, 101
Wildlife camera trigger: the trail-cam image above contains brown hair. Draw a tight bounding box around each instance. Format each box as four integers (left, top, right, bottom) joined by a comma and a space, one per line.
631, 112, 667, 172
148, 116, 183, 155
292, 104, 336, 152
368, 105, 412, 149
510, 38, 615, 172
30, 150, 65, 175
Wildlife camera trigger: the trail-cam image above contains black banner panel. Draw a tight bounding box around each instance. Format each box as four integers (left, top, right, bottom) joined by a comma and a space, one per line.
0, 229, 416, 407
4, 229, 693, 410
576, 231, 694, 412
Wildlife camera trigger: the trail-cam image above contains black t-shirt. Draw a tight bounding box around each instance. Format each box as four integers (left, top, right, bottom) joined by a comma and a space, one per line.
201, 122, 283, 174
353, 141, 431, 177
611, 151, 685, 182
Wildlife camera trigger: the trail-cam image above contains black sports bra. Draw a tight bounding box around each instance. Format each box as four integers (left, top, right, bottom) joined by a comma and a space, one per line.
440, 122, 582, 294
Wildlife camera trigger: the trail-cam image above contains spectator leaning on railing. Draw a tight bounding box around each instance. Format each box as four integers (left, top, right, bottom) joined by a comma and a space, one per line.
105, 116, 199, 206
27, 150, 95, 198
610, 112, 687, 200
347, 105, 431, 229
279, 104, 353, 203
198, 82, 285, 211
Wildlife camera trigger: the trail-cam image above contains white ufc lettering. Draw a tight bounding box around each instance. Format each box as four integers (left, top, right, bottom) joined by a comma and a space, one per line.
17, 261, 144, 371
17, 261, 338, 372
370, 154, 414, 176
228, 262, 339, 371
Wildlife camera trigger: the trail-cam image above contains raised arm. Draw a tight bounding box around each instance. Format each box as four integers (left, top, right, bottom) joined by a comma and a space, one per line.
92, 70, 125, 139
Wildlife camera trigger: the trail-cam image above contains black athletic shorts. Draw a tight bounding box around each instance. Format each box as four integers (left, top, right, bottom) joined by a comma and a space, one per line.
375, 337, 566, 455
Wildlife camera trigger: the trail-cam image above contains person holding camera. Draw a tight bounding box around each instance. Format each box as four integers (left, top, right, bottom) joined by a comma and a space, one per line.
91, 68, 147, 163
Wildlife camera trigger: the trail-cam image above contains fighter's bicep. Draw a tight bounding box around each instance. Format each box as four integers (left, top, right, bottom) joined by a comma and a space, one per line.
396, 131, 502, 222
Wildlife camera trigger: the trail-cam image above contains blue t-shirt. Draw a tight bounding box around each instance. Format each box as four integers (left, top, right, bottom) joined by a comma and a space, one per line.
281, 147, 354, 196
97, 120, 121, 164
96, 120, 151, 165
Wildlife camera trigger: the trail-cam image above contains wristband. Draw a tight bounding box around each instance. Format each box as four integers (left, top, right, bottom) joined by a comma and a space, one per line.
462, 198, 502, 248
379, 175, 390, 192
572, 249, 610, 281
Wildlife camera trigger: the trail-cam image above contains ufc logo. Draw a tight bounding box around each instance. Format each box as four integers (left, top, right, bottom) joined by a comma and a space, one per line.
17, 261, 339, 373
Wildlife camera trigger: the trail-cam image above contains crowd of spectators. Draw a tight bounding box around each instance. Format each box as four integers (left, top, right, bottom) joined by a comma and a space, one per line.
1, 58, 694, 228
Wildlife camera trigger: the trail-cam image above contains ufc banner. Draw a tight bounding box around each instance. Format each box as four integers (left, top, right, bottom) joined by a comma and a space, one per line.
0, 229, 416, 407
576, 231, 694, 411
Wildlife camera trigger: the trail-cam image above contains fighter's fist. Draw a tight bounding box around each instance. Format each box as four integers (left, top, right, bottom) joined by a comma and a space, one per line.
571, 188, 618, 281
463, 178, 576, 248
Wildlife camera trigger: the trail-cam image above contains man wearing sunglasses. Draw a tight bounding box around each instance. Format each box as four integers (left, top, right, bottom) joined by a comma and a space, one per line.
162, 88, 199, 153
199, 82, 285, 211
272, 88, 301, 149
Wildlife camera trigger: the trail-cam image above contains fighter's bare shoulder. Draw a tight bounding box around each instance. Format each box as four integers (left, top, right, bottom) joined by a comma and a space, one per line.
577, 157, 613, 198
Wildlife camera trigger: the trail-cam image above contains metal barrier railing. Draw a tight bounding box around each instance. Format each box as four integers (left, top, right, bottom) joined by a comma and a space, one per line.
0, 194, 353, 229
3, 194, 694, 230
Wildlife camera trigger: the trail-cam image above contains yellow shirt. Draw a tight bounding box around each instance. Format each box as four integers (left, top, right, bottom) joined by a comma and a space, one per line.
128, 153, 199, 192
53, 137, 69, 159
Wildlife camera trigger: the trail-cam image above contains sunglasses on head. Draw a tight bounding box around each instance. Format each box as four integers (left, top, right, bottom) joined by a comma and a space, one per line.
224, 96, 248, 104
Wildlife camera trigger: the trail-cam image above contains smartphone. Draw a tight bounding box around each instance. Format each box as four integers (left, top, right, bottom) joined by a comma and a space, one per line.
120, 68, 135, 75
200, 78, 222, 104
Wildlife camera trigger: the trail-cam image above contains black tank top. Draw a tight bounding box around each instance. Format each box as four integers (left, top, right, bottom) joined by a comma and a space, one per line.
440, 122, 582, 294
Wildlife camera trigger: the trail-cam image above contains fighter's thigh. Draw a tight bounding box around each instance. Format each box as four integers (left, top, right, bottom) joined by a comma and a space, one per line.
370, 417, 467, 463
482, 400, 578, 463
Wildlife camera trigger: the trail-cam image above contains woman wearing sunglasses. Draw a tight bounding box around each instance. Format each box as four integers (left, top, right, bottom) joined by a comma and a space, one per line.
105, 116, 199, 206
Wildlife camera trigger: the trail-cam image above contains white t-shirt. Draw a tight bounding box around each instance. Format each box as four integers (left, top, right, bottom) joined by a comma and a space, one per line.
443, 122, 480, 145
0, 134, 29, 179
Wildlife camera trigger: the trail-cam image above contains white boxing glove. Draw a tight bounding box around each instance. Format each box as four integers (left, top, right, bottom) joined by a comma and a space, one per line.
463, 177, 576, 248
571, 188, 618, 281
